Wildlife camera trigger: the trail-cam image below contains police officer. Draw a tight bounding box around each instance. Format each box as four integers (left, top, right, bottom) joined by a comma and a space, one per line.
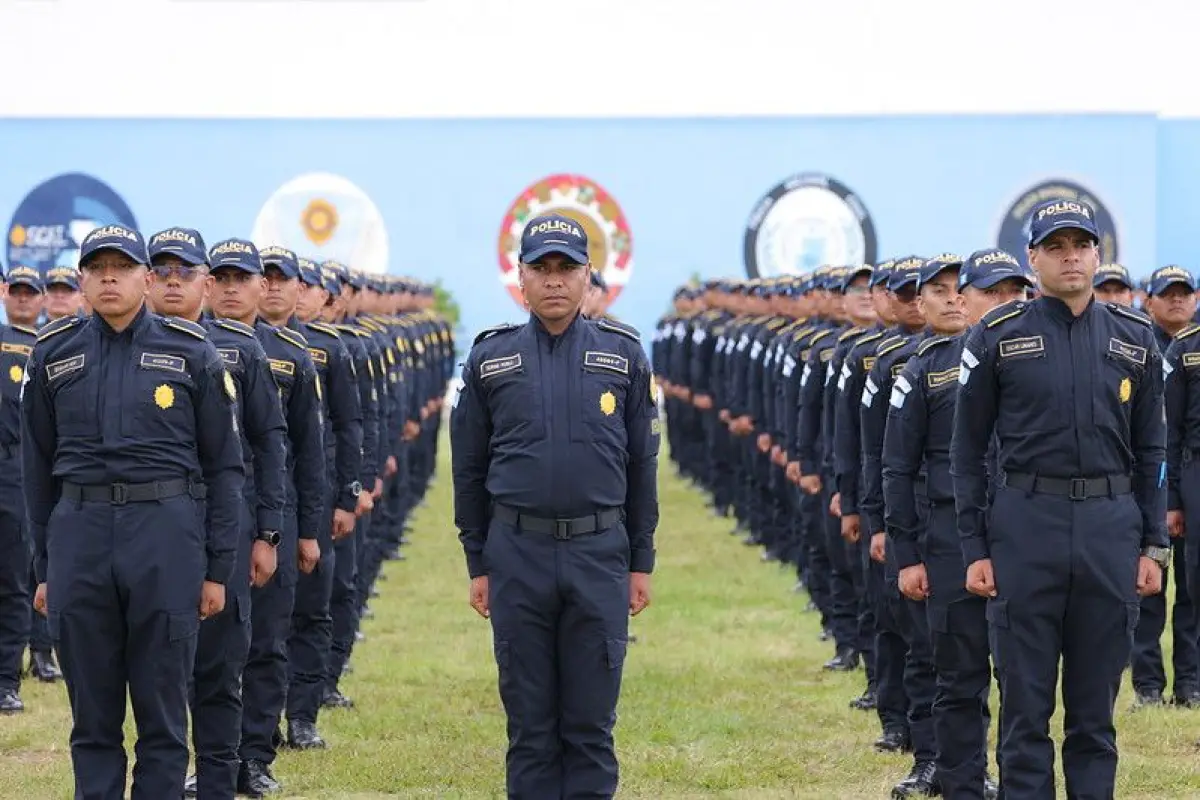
583, 268, 609, 319
24, 224, 244, 799
952, 200, 1167, 797
451, 213, 657, 798
1093, 263, 1135, 307
42, 264, 84, 323
145, 229, 290, 799
0, 262, 43, 714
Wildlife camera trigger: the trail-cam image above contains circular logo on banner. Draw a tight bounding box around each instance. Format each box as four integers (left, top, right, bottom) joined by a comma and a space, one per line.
743, 173, 877, 279
251, 172, 389, 274
497, 174, 633, 308
997, 178, 1118, 268
6, 173, 138, 273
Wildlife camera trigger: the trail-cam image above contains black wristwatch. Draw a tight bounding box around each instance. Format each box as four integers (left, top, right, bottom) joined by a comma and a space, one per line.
1142, 545, 1171, 570
346, 481, 363, 498
256, 529, 282, 547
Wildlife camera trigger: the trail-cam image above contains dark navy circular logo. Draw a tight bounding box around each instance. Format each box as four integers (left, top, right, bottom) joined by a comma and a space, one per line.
997, 178, 1118, 269
6, 173, 138, 272
743, 173, 878, 279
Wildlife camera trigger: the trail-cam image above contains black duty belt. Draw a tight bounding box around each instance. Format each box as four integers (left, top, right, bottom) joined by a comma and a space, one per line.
62, 479, 207, 506
493, 503, 622, 541
1002, 472, 1131, 501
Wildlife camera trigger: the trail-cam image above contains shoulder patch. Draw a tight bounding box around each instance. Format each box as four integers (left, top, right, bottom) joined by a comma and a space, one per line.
983, 301, 1028, 329
10, 323, 38, 337
1107, 302, 1153, 328
917, 335, 954, 357
213, 318, 256, 338
473, 323, 518, 346
838, 326, 864, 343
1178, 324, 1200, 342
275, 326, 309, 350
37, 315, 83, 342
808, 329, 833, 345
335, 324, 367, 338
597, 317, 641, 342
877, 336, 910, 358
852, 330, 885, 351
306, 321, 342, 338
162, 316, 207, 340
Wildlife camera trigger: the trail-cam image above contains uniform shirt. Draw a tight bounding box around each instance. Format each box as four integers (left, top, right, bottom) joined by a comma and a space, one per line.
882, 333, 963, 570
335, 322, 382, 489
834, 326, 889, 516
0, 323, 38, 451
1163, 323, 1200, 510
794, 325, 843, 475
22, 305, 244, 584
451, 313, 659, 579
952, 297, 1167, 564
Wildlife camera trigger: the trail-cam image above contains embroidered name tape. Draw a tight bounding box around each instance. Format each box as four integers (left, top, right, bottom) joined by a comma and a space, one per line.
480, 354, 522, 380
47, 353, 85, 381
0, 342, 31, 357
139, 352, 186, 374
927, 367, 960, 389
1108, 338, 1147, 366
583, 351, 629, 375
999, 336, 1045, 358
308, 348, 328, 365
269, 358, 295, 376
1183, 353, 1200, 369
216, 348, 240, 366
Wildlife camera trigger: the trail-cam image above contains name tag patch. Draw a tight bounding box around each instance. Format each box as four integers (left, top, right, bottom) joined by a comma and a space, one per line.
1, 342, 31, 357
1108, 337, 1147, 366
583, 351, 629, 375
216, 348, 240, 366
480, 354, 522, 380
999, 336, 1045, 358
269, 358, 295, 376
47, 353, 85, 381
139, 352, 186, 374
862, 356, 877, 373
1183, 353, 1200, 370
891, 360, 908, 378
927, 367, 960, 389
308, 348, 328, 365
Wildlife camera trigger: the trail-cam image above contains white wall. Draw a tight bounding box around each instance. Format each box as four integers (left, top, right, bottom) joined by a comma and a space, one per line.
1, 0, 1197, 119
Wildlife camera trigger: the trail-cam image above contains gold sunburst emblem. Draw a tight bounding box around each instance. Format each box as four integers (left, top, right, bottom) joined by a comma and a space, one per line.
1119, 377, 1131, 404
154, 384, 175, 410
599, 390, 617, 416
8, 365, 22, 384
224, 370, 237, 401
649, 375, 657, 403
301, 199, 339, 245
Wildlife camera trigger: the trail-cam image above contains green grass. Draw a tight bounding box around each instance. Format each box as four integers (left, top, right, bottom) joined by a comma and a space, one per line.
5, 434, 1200, 798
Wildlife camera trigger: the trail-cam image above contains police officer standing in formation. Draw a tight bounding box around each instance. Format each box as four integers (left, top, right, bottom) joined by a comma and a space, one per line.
24, 224, 245, 799
0, 261, 44, 715
42, 264, 85, 323
1093, 263, 1136, 307
451, 213, 657, 798
953, 200, 1166, 797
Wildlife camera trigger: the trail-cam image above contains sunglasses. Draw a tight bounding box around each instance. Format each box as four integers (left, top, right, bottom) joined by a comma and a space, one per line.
151, 264, 204, 281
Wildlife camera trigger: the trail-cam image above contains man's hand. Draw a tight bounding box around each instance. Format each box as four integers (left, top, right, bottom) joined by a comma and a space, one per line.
898, 563, 929, 601
841, 513, 860, 543
1168, 510, 1185, 539
718, 409, 731, 422
33, 583, 47, 617
385, 456, 398, 478
786, 462, 801, 484
966, 559, 997, 598
250, 541, 278, 588
1137, 556, 1164, 597
470, 576, 490, 618
694, 394, 713, 410
757, 432, 771, 453
629, 572, 652, 616
800, 475, 822, 496
869, 532, 886, 563
829, 493, 842, 518
199, 581, 226, 620
298, 539, 320, 574
735, 416, 753, 435
372, 477, 384, 500
403, 420, 420, 441
332, 509, 357, 540
355, 491, 375, 517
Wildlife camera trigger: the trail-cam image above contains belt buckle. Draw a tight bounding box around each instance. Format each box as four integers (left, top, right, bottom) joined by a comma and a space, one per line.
1069, 478, 1088, 502
110, 483, 130, 506
553, 519, 572, 541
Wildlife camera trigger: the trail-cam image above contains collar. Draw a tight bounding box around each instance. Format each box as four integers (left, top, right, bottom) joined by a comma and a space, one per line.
95, 302, 149, 338
529, 309, 583, 342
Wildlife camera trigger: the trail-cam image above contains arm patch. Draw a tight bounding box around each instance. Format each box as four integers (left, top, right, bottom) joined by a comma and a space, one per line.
213, 318, 256, 338
162, 316, 207, 340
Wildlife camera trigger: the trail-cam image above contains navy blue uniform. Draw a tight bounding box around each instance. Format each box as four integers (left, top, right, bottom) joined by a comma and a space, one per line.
952, 298, 1166, 797
451, 314, 658, 799
1165, 324, 1200, 701
192, 316, 288, 798
23, 308, 244, 800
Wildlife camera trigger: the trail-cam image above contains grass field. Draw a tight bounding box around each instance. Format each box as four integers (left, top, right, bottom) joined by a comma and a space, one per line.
4, 434, 1200, 798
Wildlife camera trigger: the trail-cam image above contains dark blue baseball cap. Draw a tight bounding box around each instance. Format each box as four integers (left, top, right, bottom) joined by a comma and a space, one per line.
5, 263, 44, 293
1092, 262, 1133, 290
888, 256, 924, 291
1148, 265, 1197, 296
44, 265, 81, 290
297, 258, 324, 288
79, 224, 149, 267
590, 269, 608, 291
148, 227, 208, 266
842, 264, 873, 291
519, 213, 589, 265
209, 239, 263, 274
961, 248, 1031, 290
322, 260, 350, 285
346, 270, 368, 291
319, 264, 342, 296
870, 260, 895, 288
1028, 199, 1100, 247
260, 246, 300, 279
917, 253, 964, 289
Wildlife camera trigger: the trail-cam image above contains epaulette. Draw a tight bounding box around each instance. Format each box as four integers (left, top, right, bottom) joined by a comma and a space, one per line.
838, 326, 865, 343
358, 318, 383, 332
473, 323, 518, 346
1107, 302, 1153, 328
36, 315, 82, 342
1177, 324, 1200, 341
851, 330, 885, 350
877, 335, 910, 358
917, 334, 954, 357
10, 323, 38, 337
213, 318, 256, 338
275, 326, 308, 350
766, 317, 787, 331
792, 326, 813, 342
983, 300, 1028, 329
305, 321, 342, 338
705, 310, 723, 320
808, 329, 833, 346
162, 316, 207, 340
597, 317, 640, 342
335, 324, 367, 338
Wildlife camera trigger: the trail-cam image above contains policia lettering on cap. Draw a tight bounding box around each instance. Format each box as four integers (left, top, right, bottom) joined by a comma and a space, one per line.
451, 213, 659, 798
951, 199, 1167, 798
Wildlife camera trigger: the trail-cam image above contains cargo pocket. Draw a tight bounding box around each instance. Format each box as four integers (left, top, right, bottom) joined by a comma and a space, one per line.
169, 611, 200, 644
493, 639, 517, 715
1126, 602, 1141, 643
605, 638, 627, 672
985, 598, 1009, 677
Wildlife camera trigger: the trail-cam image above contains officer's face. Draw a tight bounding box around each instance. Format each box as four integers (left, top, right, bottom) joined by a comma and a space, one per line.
917, 269, 966, 335
843, 276, 875, 322
261, 267, 301, 319
871, 286, 896, 325
3, 283, 44, 326
1147, 283, 1198, 329
44, 283, 82, 319
518, 254, 587, 322
149, 255, 210, 319
296, 283, 330, 321
1093, 280, 1133, 307
1028, 230, 1099, 298
79, 251, 148, 319
210, 267, 265, 321
962, 278, 1030, 324
583, 283, 603, 316
890, 285, 924, 329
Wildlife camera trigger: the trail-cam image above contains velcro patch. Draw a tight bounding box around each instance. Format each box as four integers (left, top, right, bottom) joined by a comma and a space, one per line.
862, 356, 876, 373
820, 349, 834, 362
216, 348, 240, 366
269, 358, 295, 376
46, 353, 85, 381
998, 336, 1045, 358
891, 361, 908, 378
0, 342, 31, 357
308, 348, 328, 365
1183, 353, 1200, 369
480, 354, 522, 380
927, 367, 960, 389
1108, 337, 1147, 366
139, 352, 186, 374
583, 351, 629, 375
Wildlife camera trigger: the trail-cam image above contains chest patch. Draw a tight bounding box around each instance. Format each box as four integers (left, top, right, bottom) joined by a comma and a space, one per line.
139, 352, 186, 374
999, 336, 1044, 358
1108, 338, 1147, 366
216, 348, 240, 366
583, 351, 629, 375
46, 353, 85, 382
480, 354, 521, 380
